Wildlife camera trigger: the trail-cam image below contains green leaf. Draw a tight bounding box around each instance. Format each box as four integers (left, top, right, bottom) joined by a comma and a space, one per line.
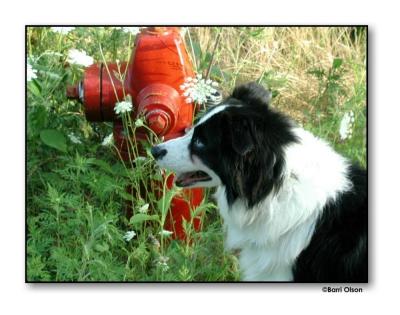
28, 105, 48, 136
118, 191, 135, 202
248, 28, 265, 38
129, 213, 159, 226
40, 70, 62, 80
221, 70, 233, 81
210, 66, 223, 81
329, 74, 341, 81
192, 202, 217, 218
40, 129, 67, 152
87, 158, 114, 174
151, 171, 163, 181
192, 41, 202, 59
190, 41, 202, 69
111, 162, 130, 177
28, 80, 42, 98
94, 243, 109, 252
200, 51, 212, 70
307, 68, 325, 79
157, 187, 177, 220
332, 58, 343, 69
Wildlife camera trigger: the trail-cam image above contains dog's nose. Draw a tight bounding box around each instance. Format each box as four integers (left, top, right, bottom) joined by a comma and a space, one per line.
151, 146, 167, 160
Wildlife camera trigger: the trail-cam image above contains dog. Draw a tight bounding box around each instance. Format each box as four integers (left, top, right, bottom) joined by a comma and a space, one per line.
151, 82, 367, 282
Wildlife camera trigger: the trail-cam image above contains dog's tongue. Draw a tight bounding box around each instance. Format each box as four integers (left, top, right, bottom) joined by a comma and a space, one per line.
175, 171, 210, 187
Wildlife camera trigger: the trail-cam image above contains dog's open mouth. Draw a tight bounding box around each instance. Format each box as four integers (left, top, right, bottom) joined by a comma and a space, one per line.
175, 171, 211, 187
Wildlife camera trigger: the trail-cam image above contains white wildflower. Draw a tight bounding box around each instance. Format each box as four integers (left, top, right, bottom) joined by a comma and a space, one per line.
114, 100, 133, 115
134, 118, 144, 127
51, 27, 75, 35
67, 49, 94, 67
339, 111, 355, 140
159, 230, 173, 237
138, 203, 149, 214
27, 62, 37, 81
123, 230, 136, 242
68, 133, 82, 144
180, 74, 221, 105
156, 255, 169, 271
101, 133, 114, 146
134, 156, 147, 163
122, 27, 141, 35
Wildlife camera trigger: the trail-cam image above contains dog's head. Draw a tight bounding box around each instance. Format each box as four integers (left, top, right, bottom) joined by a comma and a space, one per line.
151, 82, 297, 206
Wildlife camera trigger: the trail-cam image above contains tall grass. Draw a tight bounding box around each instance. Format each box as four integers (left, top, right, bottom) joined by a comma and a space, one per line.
193, 27, 366, 166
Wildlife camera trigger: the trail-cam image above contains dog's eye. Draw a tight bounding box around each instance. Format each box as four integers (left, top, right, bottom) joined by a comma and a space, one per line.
193, 137, 205, 149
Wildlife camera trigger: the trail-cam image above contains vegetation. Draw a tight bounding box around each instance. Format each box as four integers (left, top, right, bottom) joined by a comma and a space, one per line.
26, 26, 366, 281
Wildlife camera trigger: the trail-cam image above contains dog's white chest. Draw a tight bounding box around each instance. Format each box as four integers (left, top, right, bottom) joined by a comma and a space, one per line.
214, 186, 319, 281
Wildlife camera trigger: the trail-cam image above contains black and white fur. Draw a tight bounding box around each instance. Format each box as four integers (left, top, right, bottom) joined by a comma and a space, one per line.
151, 82, 367, 282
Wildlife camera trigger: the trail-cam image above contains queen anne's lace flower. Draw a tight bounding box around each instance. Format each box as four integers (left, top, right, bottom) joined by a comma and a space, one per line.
67, 49, 94, 67
114, 100, 133, 115
123, 230, 136, 242
158, 230, 173, 237
138, 203, 149, 214
51, 27, 75, 35
339, 111, 355, 140
156, 255, 170, 271
122, 27, 141, 35
101, 133, 114, 146
134, 118, 144, 127
27, 62, 37, 81
180, 74, 220, 105
68, 133, 82, 144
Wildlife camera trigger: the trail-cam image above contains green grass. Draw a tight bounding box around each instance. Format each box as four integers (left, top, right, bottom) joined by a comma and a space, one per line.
26, 26, 366, 281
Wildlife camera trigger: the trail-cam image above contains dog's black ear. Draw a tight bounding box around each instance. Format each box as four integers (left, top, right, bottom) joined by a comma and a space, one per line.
222, 112, 255, 155
232, 82, 272, 107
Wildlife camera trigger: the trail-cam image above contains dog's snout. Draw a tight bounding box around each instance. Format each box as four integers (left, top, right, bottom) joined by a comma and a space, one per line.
151, 146, 167, 160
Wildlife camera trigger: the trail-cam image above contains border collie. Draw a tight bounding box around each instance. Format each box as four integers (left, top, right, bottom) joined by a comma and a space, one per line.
151, 82, 367, 282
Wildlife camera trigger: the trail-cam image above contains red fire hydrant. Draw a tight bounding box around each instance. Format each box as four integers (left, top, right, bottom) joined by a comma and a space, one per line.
67, 27, 203, 240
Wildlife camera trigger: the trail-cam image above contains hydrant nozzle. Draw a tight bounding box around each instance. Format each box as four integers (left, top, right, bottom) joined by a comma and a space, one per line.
66, 82, 83, 101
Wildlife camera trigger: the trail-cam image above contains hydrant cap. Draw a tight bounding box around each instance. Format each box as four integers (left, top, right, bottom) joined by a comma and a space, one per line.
146, 111, 170, 135
136, 83, 180, 136
144, 27, 179, 35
